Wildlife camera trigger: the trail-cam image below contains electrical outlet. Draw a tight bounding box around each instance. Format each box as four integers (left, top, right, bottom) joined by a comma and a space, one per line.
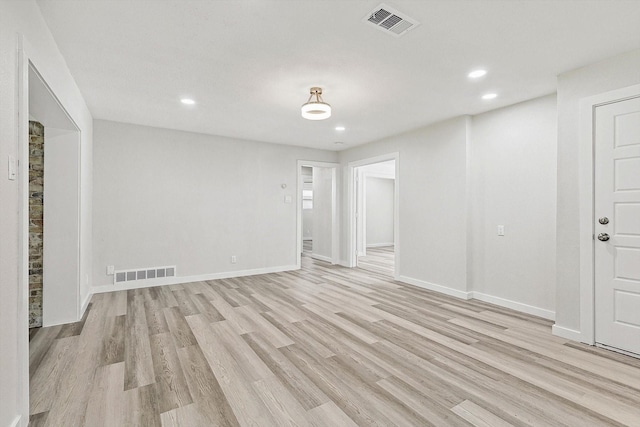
497, 225, 505, 236
107, 265, 115, 275
231, 255, 237, 264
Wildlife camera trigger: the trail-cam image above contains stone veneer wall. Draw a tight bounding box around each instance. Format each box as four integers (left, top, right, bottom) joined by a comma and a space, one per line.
29, 121, 44, 328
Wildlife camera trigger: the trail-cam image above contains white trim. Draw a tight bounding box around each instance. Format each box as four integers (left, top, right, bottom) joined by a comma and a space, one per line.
578, 83, 640, 345
470, 292, 555, 320
363, 171, 395, 180
80, 291, 92, 316
9, 415, 22, 427
348, 153, 400, 280
16, 34, 30, 426
552, 325, 583, 342
398, 275, 471, 300
310, 253, 333, 263
596, 343, 640, 359
366, 242, 394, 248
296, 160, 339, 269
92, 264, 299, 294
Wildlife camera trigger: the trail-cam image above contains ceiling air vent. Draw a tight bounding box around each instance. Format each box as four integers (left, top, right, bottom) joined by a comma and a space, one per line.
364, 3, 419, 37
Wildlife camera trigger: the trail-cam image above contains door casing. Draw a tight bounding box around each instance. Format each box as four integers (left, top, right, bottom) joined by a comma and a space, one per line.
578, 83, 640, 345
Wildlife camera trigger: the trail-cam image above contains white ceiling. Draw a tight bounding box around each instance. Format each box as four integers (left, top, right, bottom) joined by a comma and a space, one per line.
36, 0, 640, 151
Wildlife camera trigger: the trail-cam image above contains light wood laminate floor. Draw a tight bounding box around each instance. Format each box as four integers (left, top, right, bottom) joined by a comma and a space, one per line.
29, 256, 640, 426
358, 246, 395, 278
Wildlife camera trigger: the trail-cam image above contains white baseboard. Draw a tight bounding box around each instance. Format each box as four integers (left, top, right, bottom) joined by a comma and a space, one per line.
552, 324, 582, 342
398, 275, 471, 300
366, 243, 394, 248
92, 264, 299, 294
80, 292, 92, 318
337, 260, 350, 267
10, 415, 21, 427
311, 253, 333, 264
470, 292, 555, 320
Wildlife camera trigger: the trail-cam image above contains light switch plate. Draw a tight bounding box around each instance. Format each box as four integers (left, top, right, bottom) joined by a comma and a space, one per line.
8, 155, 16, 181
284, 195, 292, 204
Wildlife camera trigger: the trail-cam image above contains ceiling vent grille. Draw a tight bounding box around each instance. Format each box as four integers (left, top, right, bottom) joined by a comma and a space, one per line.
364, 3, 419, 37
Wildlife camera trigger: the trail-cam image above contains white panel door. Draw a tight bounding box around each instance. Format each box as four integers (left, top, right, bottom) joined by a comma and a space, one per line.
595, 96, 640, 356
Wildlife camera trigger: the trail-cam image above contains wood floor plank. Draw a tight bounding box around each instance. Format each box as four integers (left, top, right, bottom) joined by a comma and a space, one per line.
243, 331, 330, 410
145, 298, 170, 336
189, 293, 225, 323
124, 294, 155, 390
100, 314, 125, 366
28, 411, 48, 427
307, 401, 358, 427
148, 332, 193, 413
164, 306, 198, 348
84, 362, 125, 427
29, 324, 63, 380
30, 253, 640, 427
175, 344, 240, 427
29, 335, 80, 414
160, 403, 210, 427
186, 315, 278, 426
123, 383, 161, 427
451, 399, 515, 427
252, 375, 311, 427
57, 302, 92, 338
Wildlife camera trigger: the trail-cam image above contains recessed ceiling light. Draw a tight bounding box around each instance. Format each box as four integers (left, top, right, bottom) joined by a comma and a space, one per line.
180, 98, 195, 105
468, 69, 487, 78
482, 93, 497, 100
335, 126, 346, 131
334, 141, 344, 145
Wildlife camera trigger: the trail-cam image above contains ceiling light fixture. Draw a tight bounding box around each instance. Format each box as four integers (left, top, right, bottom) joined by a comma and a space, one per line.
468, 69, 487, 78
335, 126, 345, 131
180, 98, 195, 105
301, 87, 331, 120
482, 93, 497, 100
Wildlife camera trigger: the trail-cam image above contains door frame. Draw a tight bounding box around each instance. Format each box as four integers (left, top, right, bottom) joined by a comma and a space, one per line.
578, 83, 640, 345
296, 160, 339, 269
347, 153, 399, 279
357, 171, 396, 257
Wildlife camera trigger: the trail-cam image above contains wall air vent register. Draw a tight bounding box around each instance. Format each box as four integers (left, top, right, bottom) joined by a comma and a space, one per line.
114, 265, 176, 284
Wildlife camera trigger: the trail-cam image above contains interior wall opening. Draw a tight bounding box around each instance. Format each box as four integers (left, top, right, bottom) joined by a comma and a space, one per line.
27, 62, 82, 332
297, 161, 338, 268
354, 159, 396, 278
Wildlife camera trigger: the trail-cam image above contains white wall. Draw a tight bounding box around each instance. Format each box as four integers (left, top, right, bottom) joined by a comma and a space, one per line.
469, 94, 557, 318
92, 120, 336, 290
311, 167, 333, 261
365, 177, 394, 247
339, 117, 470, 295
0, 1, 93, 426
43, 129, 81, 326
340, 96, 558, 316
555, 49, 640, 334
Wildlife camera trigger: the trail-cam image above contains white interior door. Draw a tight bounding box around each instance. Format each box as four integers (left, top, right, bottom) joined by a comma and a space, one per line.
594, 95, 640, 356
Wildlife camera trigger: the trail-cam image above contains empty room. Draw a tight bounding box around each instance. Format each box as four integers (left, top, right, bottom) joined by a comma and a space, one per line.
2, 1, 640, 426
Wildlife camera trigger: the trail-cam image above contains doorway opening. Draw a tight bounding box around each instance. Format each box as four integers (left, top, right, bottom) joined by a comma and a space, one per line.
348, 154, 399, 279
27, 62, 82, 330
296, 161, 339, 268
